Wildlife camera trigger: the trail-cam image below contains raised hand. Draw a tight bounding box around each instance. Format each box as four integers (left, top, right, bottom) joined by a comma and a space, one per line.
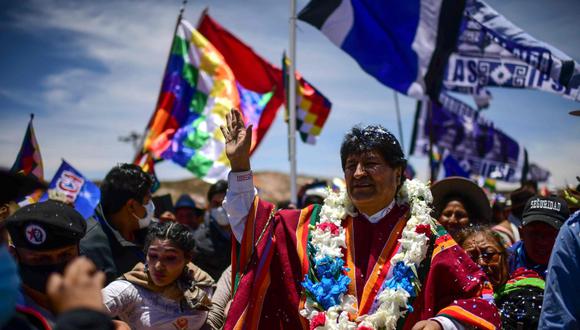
220, 109, 252, 172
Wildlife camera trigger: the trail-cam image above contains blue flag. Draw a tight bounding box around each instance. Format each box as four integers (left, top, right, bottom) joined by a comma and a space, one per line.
410, 93, 528, 182
442, 151, 470, 178
443, 0, 580, 103
41, 160, 100, 219
298, 0, 466, 99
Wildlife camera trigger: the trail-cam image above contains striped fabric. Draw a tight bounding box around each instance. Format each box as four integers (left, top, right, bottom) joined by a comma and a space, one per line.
298, 0, 466, 99
282, 54, 332, 144
141, 19, 239, 182
11, 115, 44, 181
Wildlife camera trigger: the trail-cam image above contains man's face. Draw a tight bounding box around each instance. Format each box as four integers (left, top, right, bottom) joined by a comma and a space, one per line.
16, 245, 79, 266
343, 150, 401, 214
14, 244, 79, 294
521, 222, 558, 266
209, 192, 226, 209
127, 193, 153, 229
175, 208, 202, 229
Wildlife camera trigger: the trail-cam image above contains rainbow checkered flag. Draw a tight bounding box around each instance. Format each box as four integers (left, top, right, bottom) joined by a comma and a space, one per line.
11, 114, 44, 181
282, 53, 331, 144
139, 19, 239, 183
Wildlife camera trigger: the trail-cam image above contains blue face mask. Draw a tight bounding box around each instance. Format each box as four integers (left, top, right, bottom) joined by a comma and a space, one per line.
0, 244, 20, 326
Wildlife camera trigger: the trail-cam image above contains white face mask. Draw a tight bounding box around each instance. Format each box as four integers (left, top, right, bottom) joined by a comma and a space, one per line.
210, 206, 229, 226
133, 200, 155, 229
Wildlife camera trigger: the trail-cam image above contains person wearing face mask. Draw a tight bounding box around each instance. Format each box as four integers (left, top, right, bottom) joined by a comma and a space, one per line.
4, 200, 86, 327
192, 180, 231, 280
80, 163, 154, 284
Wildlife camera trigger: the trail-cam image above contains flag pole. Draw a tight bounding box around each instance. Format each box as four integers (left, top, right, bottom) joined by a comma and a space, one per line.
427, 99, 436, 182
133, 0, 188, 164
393, 91, 404, 152
288, 0, 298, 205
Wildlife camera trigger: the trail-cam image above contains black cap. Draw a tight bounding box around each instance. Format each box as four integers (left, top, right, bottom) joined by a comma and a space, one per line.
6, 200, 87, 250
522, 196, 570, 229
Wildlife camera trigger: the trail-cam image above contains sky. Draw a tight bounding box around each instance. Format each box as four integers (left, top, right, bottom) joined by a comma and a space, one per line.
1, 0, 579, 189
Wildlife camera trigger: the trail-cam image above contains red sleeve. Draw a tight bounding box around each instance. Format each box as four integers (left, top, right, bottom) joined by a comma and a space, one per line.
418, 233, 501, 330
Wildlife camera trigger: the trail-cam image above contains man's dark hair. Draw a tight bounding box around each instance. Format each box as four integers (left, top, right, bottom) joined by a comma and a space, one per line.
340, 125, 407, 185
100, 163, 152, 217
144, 222, 195, 256
207, 180, 228, 202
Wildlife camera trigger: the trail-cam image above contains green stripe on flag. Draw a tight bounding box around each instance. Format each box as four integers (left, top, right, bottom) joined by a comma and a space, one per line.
186, 153, 213, 178
185, 116, 210, 149
171, 36, 188, 56
190, 92, 208, 114
182, 63, 199, 89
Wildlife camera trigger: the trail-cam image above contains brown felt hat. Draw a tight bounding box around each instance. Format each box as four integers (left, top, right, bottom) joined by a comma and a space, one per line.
431, 176, 492, 224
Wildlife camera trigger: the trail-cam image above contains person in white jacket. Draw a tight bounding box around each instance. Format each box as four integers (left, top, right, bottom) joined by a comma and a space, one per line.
102, 222, 215, 330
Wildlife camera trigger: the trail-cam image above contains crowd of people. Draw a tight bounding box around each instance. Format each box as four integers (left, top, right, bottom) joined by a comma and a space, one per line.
0, 113, 579, 329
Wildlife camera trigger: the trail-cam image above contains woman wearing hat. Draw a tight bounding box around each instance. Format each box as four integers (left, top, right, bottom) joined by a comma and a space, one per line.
102, 222, 215, 329
431, 176, 492, 238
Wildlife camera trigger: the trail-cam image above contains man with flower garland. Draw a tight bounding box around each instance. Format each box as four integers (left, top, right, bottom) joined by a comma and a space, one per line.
220, 109, 500, 330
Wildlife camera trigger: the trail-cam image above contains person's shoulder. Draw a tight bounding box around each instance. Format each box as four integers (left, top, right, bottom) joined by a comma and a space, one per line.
558, 210, 580, 240
564, 210, 580, 229
103, 279, 138, 296
189, 263, 216, 287
83, 216, 107, 238
80, 216, 111, 250
277, 207, 304, 218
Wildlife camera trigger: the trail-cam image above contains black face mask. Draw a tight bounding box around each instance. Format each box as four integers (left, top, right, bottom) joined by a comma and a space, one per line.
18, 262, 68, 293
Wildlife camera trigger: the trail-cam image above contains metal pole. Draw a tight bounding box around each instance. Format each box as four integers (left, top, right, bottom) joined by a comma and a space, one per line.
427, 100, 436, 182
393, 91, 405, 152
133, 0, 188, 164
288, 0, 298, 205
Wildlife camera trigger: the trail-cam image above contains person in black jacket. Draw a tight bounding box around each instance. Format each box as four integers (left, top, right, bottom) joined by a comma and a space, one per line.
192, 180, 231, 280
80, 164, 153, 284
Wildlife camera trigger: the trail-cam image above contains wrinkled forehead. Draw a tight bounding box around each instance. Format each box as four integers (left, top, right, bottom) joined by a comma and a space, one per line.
462, 232, 500, 250
344, 150, 386, 163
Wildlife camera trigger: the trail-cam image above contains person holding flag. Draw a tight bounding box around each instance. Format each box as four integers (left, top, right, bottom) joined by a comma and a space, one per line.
219, 109, 500, 330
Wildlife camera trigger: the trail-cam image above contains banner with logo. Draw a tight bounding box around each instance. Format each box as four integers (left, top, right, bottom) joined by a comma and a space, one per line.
41, 160, 100, 219
443, 0, 580, 103
410, 93, 527, 182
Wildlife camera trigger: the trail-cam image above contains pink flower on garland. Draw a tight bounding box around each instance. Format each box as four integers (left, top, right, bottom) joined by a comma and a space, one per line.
309, 312, 326, 330
317, 222, 340, 235
415, 224, 432, 237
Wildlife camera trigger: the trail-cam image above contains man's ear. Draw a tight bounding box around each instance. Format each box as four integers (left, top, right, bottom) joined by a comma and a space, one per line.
395, 166, 403, 185
126, 198, 139, 214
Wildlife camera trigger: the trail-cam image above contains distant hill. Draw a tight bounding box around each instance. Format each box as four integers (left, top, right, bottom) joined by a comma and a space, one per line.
156, 171, 331, 207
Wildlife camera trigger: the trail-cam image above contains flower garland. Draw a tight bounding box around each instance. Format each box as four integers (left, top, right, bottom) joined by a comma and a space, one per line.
300, 179, 435, 330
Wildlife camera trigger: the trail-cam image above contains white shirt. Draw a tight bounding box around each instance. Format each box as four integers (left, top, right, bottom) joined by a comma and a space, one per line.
102, 280, 212, 330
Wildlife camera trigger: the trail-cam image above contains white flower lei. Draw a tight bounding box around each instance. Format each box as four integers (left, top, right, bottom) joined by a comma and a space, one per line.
300, 179, 435, 330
